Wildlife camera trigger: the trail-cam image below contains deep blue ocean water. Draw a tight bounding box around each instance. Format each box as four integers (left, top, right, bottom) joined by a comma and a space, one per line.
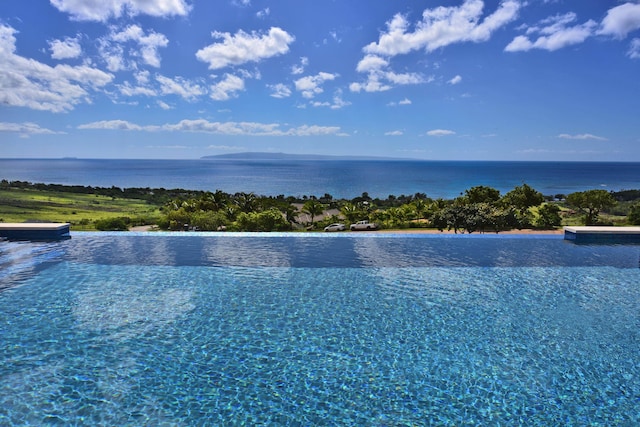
1, 158, 638, 199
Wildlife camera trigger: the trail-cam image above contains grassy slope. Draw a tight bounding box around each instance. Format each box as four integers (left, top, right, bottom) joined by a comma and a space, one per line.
0, 188, 161, 230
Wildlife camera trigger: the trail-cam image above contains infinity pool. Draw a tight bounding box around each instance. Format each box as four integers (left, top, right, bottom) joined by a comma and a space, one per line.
1, 233, 639, 425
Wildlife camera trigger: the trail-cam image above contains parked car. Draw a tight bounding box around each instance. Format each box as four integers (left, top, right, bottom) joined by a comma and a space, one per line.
350, 220, 378, 231
324, 223, 346, 232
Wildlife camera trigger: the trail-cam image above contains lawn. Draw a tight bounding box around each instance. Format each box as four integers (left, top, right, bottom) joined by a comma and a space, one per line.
0, 188, 161, 230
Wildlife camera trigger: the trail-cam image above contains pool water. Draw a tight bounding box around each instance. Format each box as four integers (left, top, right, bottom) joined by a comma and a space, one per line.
1, 233, 639, 425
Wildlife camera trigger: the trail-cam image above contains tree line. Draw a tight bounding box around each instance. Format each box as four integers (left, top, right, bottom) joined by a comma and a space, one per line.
157, 184, 640, 233
2, 180, 639, 232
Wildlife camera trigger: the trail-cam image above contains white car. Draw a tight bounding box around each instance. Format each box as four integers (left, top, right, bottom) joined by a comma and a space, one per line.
324, 223, 346, 232
350, 220, 378, 231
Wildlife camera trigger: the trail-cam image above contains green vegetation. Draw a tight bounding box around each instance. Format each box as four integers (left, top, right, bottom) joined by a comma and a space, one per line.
1, 179, 639, 232
0, 180, 162, 230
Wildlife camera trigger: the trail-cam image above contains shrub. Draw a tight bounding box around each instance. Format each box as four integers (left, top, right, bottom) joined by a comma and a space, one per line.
95, 217, 129, 231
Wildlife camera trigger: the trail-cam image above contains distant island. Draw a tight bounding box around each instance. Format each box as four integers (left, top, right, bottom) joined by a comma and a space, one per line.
201, 152, 407, 161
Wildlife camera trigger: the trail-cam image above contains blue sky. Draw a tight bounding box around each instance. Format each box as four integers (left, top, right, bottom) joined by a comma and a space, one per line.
1, 0, 639, 160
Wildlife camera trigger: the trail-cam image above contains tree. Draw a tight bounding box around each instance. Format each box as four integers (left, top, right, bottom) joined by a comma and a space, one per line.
302, 199, 325, 226
412, 198, 430, 220
566, 189, 617, 225
463, 186, 501, 204
628, 202, 640, 225
501, 184, 544, 228
340, 203, 361, 224
535, 203, 562, 229
503, 184, 544, 214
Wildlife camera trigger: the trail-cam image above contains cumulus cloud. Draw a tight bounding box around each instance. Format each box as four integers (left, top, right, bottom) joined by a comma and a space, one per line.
0, 24, 113, 112
48, 36, 82, 59
629, 38, 640, 59
309, 89, 350, 109
78, 118, 345, 136
448, 75, 462, 85
209, 74, 245, 100
294, 72, 338, 98
99, 25, 168, 71
0, 121, 63, 138
558, 133, 608, 141
291, 56, 308, 75
156, 75, 205, 100
598, 2, 640, 39
111, 25, 168, 67
350, 0, 515, 94
364, 0, 521, 56
116, 73, 205, 101
50, 0, 191, 22
350, 67, 423, 93
256, 7, 270, 19
385, 130, 403, 136
196, 27, 294, 70
268, 83, 292, 98
505, 13, 596, 52
427, 129, 456, 136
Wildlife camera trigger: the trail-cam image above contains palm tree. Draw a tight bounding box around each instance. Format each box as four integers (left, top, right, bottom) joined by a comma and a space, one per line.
302, 199, 325, 226
340, 202, 362, 224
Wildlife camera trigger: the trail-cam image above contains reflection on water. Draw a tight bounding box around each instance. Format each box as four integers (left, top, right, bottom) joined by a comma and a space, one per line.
73, 274, 195, 341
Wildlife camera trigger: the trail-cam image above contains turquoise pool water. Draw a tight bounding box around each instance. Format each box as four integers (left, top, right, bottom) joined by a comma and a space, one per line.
1, 233, 639, 425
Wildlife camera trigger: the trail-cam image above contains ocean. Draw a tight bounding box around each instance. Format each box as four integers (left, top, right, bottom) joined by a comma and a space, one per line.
1, 158, 638, 200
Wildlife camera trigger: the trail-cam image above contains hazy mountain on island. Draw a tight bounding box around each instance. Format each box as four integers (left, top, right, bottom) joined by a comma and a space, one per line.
201, 152, 407, 161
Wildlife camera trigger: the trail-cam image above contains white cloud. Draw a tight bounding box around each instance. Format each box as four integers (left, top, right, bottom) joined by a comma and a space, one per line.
79, 119, 148, 131
0, 121, 63, 138
157, 100, 172, 110
364, 0, 521, 56
448, 75, 462, 85
294, 72, 338, 98
505, 13, 596, 52
98, 38, 126, 71
352, 51, 423, 93
209, 74, 245, 101
427, 129, 456, 136
598, 2, 640, 39
329, 90, 351, 109
196, 27, 294, 70
50, 0, 191, 22
309, 89, 351, 109
291, 56, 308, 75
356, 55, 388, 73
156, 75, 205, 100
558, 133, 608, 141
78, 118, 345, 136
349, 77, 391, 93
629, 38, 640, 59
117, 81, 157, 97
48, 36, 82, 60
256, 7, 270, 19
385, 130, 403, 136
0, 24, 113, 112
268, 83, 291, 98
399, 98, 412, 105
106, 25, 169, 68
350, 69, 424, 93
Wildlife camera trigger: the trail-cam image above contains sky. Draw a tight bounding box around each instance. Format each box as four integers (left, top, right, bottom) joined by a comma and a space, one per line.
1, 0, 639, 161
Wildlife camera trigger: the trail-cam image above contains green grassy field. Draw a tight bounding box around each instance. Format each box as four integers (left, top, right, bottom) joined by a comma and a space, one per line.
0, 188, 161, 230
